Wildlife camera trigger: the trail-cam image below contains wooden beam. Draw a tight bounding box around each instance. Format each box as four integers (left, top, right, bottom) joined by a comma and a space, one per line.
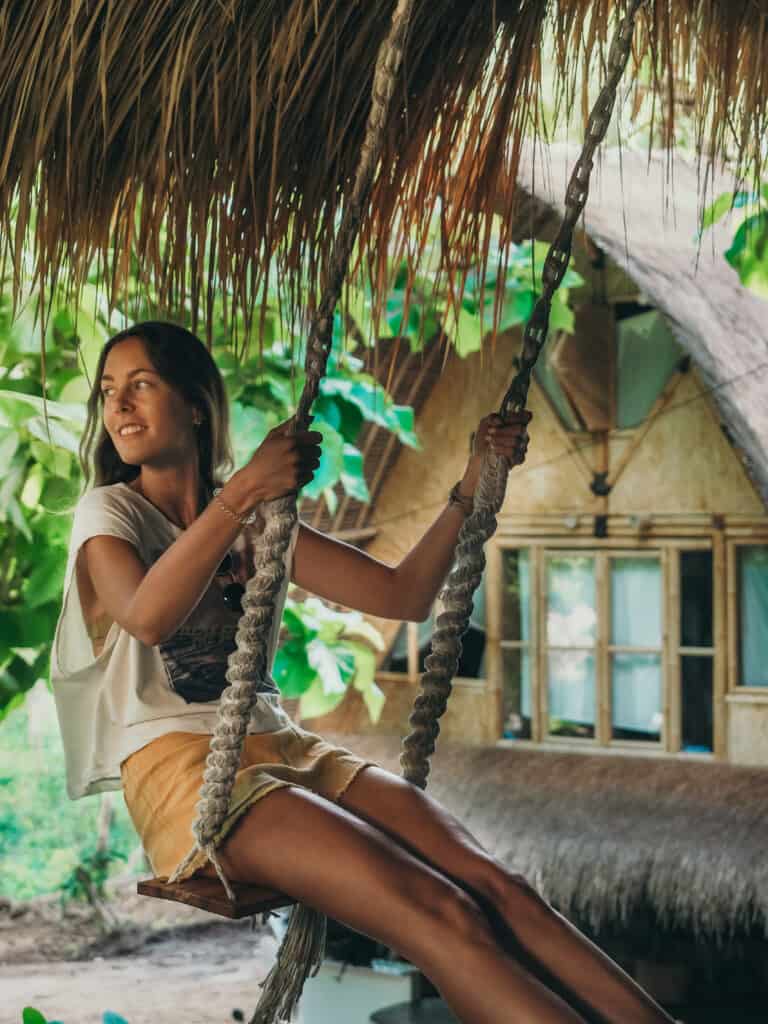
606, 366, 687, 491
353, 338, 444, 529
712, 531, 727, 760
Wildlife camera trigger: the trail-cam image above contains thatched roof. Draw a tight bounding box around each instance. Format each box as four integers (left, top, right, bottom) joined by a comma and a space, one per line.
1, 2, 767, 335
516, 144, 768, 507
326, 732, 768, 940
302, 145, 768, 533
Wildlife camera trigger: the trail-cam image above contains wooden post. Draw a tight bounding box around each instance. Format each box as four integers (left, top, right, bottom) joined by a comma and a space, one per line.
597, 552, 610, 745
534, 545, 546, 742
667, 547, 681, 753
712, 531, 727, 760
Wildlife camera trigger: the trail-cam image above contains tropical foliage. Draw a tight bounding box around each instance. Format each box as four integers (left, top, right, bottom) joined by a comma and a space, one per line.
701, 184, 768, 300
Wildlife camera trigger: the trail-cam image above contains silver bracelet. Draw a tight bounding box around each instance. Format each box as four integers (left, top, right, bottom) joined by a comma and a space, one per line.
212, 487, 261, 526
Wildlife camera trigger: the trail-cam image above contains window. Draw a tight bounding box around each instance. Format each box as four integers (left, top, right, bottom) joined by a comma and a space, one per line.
381, 577, 487, 680
738, 545, 768, 688
609, 556, 663, 743
497, 542, 718, 755
501, 550, 532, 738
545, 554, 597, 739
679, 551, 714, 752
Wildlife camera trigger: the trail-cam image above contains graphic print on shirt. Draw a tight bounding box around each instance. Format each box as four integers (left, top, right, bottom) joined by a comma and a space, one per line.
148, 543, 279, 703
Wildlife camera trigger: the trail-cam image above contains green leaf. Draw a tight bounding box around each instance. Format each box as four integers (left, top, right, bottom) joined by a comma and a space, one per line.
306, 637, 347, 695
321, 485, 338, 515
229, 402, 272, 470
22, 548, 68, 608
39, 474, 81, 513
340, 617, 385, 651
315, 395, 363, 445
298, 674, 347, 720
344, 640, 385, 723
700, 192, 735, 233
0, 390, 86, 428
548, 293, 575, 334
343, 283, 375, 346
58, 374, 92, 403
440, 303, 485, 358
281, 605, 314, 641
7, 495, 33, 542
389, 405, 419, 448
272, 640, 316, 698
103, 1011, 130, 1024
339, 444, 370, 502
25, 415, 82, 454
0, 427, 20, 475
725, 210, 768, 298
499, 289, 536, 331
300, 421, 345, 500
29, 438, 72, 477
22, 1008, 48, 1024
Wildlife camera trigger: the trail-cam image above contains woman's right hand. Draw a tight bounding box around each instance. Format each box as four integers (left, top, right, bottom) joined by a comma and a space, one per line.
239, 418, 324, 503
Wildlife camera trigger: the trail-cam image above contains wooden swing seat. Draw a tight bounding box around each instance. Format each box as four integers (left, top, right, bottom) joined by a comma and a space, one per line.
137, 876, 294, 920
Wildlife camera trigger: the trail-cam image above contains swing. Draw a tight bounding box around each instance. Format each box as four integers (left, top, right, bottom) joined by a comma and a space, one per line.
137, 0, 645, 1016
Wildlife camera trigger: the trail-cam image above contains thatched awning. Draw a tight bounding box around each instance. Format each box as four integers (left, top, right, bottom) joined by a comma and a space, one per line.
1, 1, 767, 335
326, 732, 768, 941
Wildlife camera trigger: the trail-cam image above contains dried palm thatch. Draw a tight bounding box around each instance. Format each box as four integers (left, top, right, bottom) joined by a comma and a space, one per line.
0, 1, 767, 345
326, 732, 768, 941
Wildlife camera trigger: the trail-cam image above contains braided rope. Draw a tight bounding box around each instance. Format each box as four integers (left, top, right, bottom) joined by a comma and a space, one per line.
168, 0, 416, 895
400, 0, 646, 788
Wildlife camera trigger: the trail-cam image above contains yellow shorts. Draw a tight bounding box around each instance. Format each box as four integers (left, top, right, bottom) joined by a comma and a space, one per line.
120, 724, 377, 881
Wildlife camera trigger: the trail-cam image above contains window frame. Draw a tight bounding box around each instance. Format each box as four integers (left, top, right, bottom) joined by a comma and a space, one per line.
727, 538, 768, 697
491, 536, 722, 759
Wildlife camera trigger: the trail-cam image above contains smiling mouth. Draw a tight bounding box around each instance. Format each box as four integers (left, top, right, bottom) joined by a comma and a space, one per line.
117, 426, 147, 438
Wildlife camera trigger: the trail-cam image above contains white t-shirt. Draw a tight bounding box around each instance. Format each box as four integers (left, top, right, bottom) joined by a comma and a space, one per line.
51, 482, 297, 799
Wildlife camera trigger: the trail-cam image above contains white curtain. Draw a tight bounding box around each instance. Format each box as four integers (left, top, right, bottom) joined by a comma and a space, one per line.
611, 558, 662, 733
741, 547, 768, 687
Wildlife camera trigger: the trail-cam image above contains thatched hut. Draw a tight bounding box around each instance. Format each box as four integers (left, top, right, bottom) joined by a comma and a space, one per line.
301, 145, 768, 773
296, 147, 768, 963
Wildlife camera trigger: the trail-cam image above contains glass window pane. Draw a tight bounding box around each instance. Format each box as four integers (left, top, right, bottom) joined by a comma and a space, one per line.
681, 551, 713, 648
611, 652, 662, 742
739, 546, 768, 687
534, 358, 579, 431
611, 557, 661, 647
502, 550, 531, 642
616, 310, 683, 429
681, 656, 714, 753
547, 555, 596, 646
548, 651, 595, 738
502, 648, 532, 739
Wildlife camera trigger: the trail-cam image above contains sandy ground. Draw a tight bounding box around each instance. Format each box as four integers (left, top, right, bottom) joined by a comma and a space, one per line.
0, 878, 280, 1024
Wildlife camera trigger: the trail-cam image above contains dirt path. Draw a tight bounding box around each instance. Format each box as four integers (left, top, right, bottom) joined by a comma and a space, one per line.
1, 880, 280, 1024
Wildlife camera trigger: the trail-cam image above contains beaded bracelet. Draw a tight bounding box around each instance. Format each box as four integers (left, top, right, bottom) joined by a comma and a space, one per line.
212, 487, 261, 526
447, 481, 474, 517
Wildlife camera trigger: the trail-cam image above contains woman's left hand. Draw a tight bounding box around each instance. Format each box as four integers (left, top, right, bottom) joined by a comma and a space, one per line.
472, 410, 533, 467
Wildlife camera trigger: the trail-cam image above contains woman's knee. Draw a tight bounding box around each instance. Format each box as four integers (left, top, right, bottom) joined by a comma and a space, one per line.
403, 876, 498, 968
468, 856, 549, 924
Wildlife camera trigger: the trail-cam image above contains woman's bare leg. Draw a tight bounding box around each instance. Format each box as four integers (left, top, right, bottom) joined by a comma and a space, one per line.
212, 784, 587, 1024
337, 766, 676, 1024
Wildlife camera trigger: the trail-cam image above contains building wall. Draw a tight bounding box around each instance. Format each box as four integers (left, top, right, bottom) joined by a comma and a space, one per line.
301, 326, 768, 765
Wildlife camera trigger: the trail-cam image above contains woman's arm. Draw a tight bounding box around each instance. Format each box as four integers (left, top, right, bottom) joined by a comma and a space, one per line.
83, 473, 262, 645
83, 423, 323, 645
292, 411, 531, 621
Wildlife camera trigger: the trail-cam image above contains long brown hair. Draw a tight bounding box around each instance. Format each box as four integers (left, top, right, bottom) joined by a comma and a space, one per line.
78, 322, 234, 501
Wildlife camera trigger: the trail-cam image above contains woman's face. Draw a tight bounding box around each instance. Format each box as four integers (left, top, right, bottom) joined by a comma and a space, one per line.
100, 336, 199, 469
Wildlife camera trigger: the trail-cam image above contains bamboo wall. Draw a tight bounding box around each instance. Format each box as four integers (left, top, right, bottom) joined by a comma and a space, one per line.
300, 241, 768, 765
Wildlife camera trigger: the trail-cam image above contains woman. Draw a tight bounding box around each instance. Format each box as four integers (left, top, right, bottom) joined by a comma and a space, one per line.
51, 322, 675, 1024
